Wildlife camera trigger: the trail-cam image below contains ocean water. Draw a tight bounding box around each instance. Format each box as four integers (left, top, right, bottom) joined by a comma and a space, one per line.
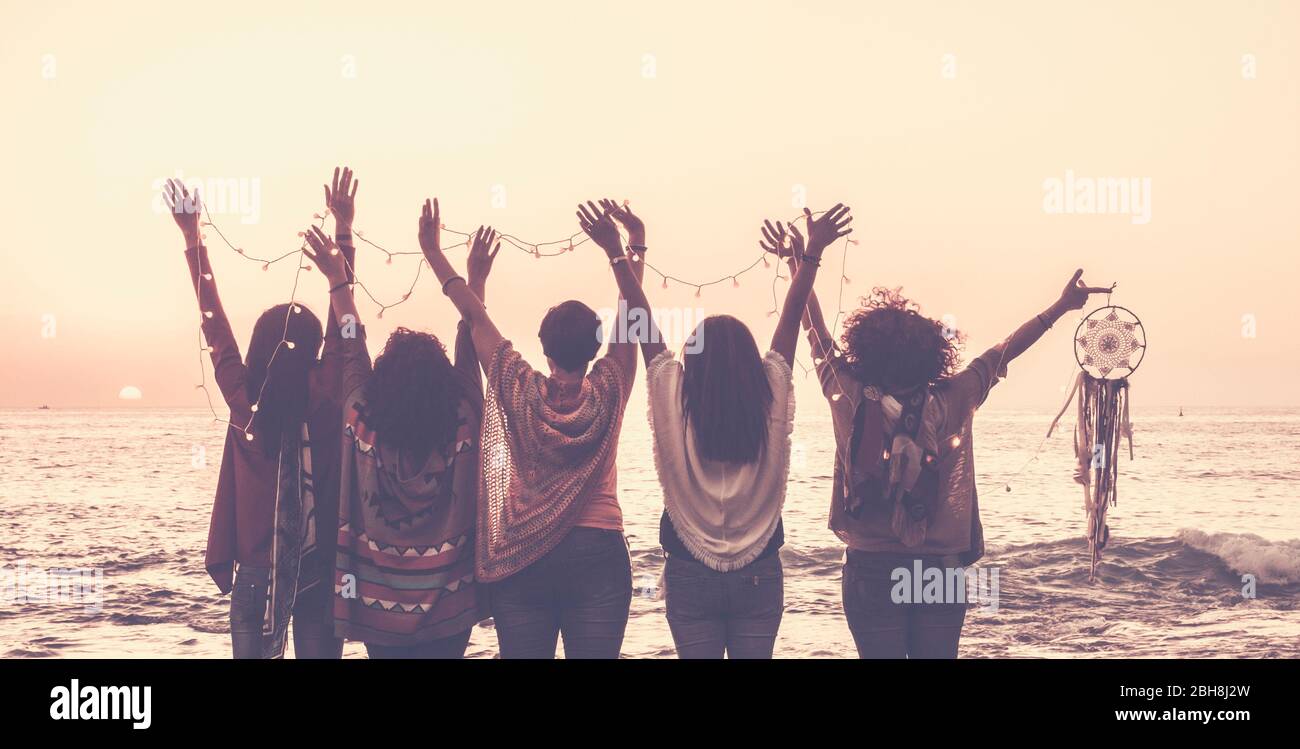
1, 406, 1297, 659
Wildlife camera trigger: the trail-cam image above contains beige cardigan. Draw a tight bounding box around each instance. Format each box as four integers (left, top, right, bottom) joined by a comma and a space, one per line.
646, 349, 795, 572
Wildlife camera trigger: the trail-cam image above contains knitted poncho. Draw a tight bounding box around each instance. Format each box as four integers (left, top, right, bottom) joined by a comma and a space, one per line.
476, 340, 629, 583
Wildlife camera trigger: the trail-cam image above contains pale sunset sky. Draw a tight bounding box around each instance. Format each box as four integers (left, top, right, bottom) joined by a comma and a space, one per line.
2, 1, 1296, 409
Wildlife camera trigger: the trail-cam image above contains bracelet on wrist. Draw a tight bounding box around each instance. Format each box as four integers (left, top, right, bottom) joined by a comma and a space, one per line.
329, 280, 352, 294
627, 244, 648, 253
441, 275, 466, 294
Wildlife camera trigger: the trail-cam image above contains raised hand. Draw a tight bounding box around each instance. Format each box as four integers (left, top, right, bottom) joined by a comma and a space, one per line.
325, 166, 358, 229
418, 198, 442, 264
1055, 269, 1114, 312
303, 226, 348, 285
467, 225, 502, 292
802, 203, 853, 257
759, 219, 805, 261
577, 200, 622, 257
163, 178, 203, 243
598, 198, 645, 245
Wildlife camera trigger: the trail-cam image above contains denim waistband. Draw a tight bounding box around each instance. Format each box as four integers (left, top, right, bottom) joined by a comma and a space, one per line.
845, 548, 963, 569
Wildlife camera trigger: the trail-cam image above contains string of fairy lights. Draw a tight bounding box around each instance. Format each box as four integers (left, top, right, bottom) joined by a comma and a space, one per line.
190, 202, 857, 438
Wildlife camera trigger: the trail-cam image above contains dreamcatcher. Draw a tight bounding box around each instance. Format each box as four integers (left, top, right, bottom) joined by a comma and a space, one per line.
1047, 305, 1146, 579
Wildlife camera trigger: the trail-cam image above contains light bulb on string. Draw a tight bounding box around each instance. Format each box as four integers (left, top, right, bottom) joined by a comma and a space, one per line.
250, 403, 259, 413
193, 207, 856, 428
285, 340, 296, 350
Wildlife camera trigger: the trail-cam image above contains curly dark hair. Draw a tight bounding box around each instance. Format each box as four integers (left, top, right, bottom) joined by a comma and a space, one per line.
839, 287, 964, 389
363, 327, 461, 457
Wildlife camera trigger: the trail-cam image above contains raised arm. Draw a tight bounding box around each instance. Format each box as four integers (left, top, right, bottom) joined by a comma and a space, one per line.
768, 205, 853, 365
578, 201, 665, 366
761, 220, 837, 361
303, 226, 371, 398
318, 166, 360, 391
417, 199, 504, 372
165, 179, 248, 410
997, 269, 1114, 367
595, 198, 647, 376
324, 166, 359, 323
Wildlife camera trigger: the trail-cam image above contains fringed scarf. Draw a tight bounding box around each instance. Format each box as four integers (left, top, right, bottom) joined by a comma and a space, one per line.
263, 422, 313, 659
476, 340, 628, 583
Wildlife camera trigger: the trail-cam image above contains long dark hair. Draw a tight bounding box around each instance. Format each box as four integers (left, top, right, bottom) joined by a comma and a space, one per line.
839, 287, 964, 389
681, 315, 773, 464
363, 328, 461, 459
245, 303, 323, 456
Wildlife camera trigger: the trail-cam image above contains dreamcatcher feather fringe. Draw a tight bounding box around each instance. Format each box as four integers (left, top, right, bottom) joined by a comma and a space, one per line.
1049, 373, 1133, 580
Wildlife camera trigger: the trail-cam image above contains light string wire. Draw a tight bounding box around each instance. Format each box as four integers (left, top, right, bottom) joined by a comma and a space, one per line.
192, 203, 858, 432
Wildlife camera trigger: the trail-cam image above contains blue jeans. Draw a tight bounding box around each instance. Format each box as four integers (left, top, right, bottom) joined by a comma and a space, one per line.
228, 563, 343, 659
664, 552, 784, 659
488, 527, 632, 659
841, 550, 967, 659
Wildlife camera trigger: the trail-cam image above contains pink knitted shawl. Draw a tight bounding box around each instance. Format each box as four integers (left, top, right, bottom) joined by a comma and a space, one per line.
476, 340, 627, 583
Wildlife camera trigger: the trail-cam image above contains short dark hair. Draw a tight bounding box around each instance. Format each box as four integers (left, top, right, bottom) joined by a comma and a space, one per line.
538, 300, 602, 372
840, 287, 964, 389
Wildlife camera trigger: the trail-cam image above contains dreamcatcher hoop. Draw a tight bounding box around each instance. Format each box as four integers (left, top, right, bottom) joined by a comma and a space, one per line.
1073, 305, 1146, 380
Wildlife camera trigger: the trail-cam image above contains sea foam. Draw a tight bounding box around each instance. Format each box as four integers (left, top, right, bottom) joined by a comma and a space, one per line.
1178, 529, 1300, 584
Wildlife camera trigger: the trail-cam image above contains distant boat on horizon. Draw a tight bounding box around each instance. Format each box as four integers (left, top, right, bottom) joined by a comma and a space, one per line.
38, 405, 50, 410
1179, 407, 1184, 417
